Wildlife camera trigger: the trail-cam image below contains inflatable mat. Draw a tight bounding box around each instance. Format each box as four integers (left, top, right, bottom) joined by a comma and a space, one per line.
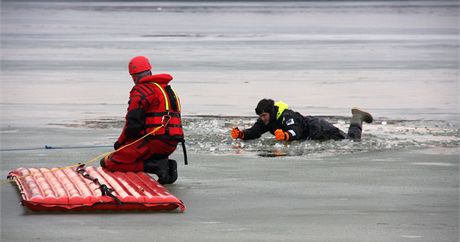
7, 165, 186, 212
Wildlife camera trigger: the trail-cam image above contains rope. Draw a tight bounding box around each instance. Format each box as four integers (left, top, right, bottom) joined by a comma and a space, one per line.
1, 145, 113, 152
2, 125, 164, 186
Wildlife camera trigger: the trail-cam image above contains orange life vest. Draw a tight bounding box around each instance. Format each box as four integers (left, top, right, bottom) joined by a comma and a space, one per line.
130, 74, 184, 139
144, 82, 183, 138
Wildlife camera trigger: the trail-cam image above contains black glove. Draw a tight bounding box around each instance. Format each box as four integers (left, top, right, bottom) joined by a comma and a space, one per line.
114, 141, 121, 150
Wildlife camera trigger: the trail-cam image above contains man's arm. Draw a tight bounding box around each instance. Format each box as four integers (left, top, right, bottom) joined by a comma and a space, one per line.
242, 119, 268, 140
117, 87, 151, 144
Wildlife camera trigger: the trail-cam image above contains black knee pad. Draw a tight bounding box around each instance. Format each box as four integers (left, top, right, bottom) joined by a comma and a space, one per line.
100, 158, 106, 168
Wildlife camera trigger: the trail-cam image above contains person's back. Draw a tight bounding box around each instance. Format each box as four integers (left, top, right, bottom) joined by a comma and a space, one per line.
123, 73, 183, 141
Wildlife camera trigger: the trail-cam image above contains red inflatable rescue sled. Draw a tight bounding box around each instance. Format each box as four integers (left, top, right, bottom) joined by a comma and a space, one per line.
7, 165, 186, 212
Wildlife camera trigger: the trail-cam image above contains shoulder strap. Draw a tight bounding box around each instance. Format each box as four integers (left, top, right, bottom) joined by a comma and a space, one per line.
150, 82, 170, 111
150, 82, 181, 112
164, 85, 180, 112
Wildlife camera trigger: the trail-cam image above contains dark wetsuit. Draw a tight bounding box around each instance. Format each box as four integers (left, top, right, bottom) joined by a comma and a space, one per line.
242, 106, 362, 141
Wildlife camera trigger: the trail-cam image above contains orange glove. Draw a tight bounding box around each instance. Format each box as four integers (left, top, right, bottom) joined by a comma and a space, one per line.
231, 127, 244, 139
275, 129, 290, 141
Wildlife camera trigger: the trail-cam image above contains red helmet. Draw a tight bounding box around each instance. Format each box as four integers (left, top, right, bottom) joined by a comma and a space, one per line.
128, 56, 152, 75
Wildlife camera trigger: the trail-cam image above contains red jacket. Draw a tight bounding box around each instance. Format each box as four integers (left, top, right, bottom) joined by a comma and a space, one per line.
117, 73, 184, 144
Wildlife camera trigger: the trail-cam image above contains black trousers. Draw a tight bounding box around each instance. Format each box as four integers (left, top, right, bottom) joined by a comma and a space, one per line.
304, 116, 362, 141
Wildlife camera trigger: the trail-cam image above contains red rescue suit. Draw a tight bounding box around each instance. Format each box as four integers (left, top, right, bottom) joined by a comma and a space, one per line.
103, 73, 184, 172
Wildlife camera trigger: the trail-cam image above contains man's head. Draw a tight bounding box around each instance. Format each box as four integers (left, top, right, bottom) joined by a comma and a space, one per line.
128, 56, 152, 83
255, 99, 275, 125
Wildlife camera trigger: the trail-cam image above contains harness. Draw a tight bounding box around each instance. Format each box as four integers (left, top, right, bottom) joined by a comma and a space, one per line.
143, 82, 183, 137
147, 82, 187, 165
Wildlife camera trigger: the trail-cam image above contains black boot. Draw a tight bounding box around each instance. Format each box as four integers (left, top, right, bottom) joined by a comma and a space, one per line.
143, 158, 170, 185
167, 159, 178, 184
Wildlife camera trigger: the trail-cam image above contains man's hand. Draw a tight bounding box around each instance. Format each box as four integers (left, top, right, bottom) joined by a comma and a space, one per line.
275, 129, 290, 141
231, 127, 244, 139
114, 141, 121, 150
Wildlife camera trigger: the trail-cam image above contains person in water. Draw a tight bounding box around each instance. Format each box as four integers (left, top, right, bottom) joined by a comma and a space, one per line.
231, 98, 373, 142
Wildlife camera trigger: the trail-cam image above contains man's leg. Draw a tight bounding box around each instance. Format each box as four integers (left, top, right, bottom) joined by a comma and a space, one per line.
305, 116, 347, 141
100, 140, 151, 172
141, 139, 179, 184
347, 124, 362, 140
100, 138, 179, 184
347, 108, 373, 140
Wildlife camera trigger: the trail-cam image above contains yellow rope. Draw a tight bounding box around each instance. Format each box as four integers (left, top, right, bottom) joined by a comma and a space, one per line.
1, 125, 164, 186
